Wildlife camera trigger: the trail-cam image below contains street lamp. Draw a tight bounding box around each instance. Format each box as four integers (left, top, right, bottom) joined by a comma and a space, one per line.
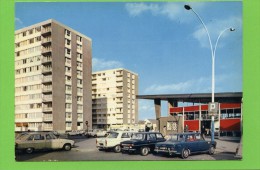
184, 4, 235, 141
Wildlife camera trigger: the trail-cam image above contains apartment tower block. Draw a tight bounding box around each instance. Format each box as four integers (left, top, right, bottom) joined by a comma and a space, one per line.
92, 68, 138, 129
15, 19, 92, 132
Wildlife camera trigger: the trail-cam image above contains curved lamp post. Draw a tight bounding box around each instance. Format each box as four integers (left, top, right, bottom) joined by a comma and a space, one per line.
184, 4, 235, 141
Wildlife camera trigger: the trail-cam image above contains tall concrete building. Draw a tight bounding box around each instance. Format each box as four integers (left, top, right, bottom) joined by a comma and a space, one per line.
15, 19, 92, 132
92, 68, 138, 129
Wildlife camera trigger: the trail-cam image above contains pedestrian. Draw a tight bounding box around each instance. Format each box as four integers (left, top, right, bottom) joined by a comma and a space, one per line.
201, 125, 206, 138
145, 125, 150, 132
163, 126, 167, 137
184, 124, 189, 132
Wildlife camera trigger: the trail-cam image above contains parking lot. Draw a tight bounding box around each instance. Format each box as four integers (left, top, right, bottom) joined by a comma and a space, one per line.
15, 136, 241, 161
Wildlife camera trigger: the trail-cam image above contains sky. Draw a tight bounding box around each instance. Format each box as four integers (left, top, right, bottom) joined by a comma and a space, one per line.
15, 2, 242, 120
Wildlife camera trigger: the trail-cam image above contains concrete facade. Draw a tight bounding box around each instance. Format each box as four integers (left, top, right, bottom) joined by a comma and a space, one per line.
92, 68, 138, 129
15, 19, 92, 132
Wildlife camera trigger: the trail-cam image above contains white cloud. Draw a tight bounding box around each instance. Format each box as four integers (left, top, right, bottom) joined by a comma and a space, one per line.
144, 73, 241, 94
125, 2, 206, 23
192, 16, 242, 48
125, 3, 160, 16
144, 77, 211, 94
125, 2, 242, 49
15, 17, 23, 24
92, 58, 123, 72
15, 17, 24, 29
138, 100, 155, 120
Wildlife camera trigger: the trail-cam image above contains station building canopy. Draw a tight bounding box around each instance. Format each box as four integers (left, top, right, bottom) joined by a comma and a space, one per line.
137, 92, 242, 103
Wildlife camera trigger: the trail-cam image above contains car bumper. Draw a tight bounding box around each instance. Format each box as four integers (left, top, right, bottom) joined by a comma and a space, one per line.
154, 148, 178, 154
121, 147, 137, 152
97, 146, 112, 149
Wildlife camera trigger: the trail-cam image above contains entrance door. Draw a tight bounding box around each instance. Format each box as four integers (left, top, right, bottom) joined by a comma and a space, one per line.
201, 120, 211, 136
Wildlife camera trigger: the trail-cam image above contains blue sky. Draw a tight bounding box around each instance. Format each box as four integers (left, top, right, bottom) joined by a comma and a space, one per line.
15, 2, 242, 120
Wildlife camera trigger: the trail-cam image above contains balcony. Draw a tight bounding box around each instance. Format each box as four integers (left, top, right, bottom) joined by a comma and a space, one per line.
42, 86, 52, 93
41, 26, 52, 36
43, 115, 53, 121
92, 85, 97, 89
92, 80, 97, 85
66, 127, 72, 131
66, 117, 72, 122
41, 37, 52, 46
116, 71, 123, 77
43, 95, 52, 103
42, 56, 52, 64
43, 126, 53, 131
65, 80, 72, 85
42, 67, 52, 74
42, 107, 52, 112
65, 89, 72, 94
77, 117, 83, 122
116, 103, 123, 108
65, 71, 71, 76
116, 99, 123, 103
116, 88, 123, 93
42, 47, 52, 56
116, 82, 123, 87
42, 76, 52, 84
65, 108, 72, 112
116, 93, 123, 97
116, 77, 123, 82
65, 98, 72, 103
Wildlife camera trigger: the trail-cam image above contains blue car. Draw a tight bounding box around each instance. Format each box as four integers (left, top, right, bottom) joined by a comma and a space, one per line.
154, 132, 216, 159
120, 132, 166, 156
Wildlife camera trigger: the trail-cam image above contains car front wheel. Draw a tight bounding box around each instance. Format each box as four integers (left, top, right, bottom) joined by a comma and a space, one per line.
208, 145, 215, 155
140, 147, 149, 156
114, 145, 121, 153
63, 144, 72, 151
181, 148, 189, 159
25, 147, 34, 154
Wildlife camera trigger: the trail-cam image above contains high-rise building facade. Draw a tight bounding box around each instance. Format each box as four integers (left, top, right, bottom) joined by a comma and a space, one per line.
92, 68, 138, 129
15, 19, 92, 132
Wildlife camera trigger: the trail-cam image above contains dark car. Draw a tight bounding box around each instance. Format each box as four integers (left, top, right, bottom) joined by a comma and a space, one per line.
154, 132, 216, 159
120, 132, 165, 156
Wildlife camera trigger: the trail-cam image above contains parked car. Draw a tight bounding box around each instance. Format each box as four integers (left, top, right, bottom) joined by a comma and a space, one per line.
120, 132, 165, 156
96, 131, 134, 153
67, 130, 85, 136
154, 132, 216, 159
85, 129, 107, 138
15, 132, 75, 154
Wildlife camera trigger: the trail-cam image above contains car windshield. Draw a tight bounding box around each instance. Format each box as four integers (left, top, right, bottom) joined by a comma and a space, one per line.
166, 134, 183, 141
107, 132, 118, 138
131, 133, 145, 140
16, 133, 29, 140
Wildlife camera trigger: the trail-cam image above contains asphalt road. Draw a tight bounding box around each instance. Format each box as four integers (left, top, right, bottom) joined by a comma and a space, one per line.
15, 136, 241, 161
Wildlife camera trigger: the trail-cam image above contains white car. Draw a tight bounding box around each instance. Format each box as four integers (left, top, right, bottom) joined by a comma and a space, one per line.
15, 132, 75, 154
85, 129, 107, 138
96, 131, 133, 153
67, 130, 84, 136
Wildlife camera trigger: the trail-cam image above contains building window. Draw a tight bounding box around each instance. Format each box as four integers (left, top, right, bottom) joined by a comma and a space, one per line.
35, 26, 41, 32
29, 38, 34, 44
77, 53, 82, 60
65, 103, 72, 109
65, 29, 71, 36
77, 35, 82, 42
65, 48, 71, 55
66, 39, 71, 45
29, 29, 34, 35
35, 36, 41, 42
